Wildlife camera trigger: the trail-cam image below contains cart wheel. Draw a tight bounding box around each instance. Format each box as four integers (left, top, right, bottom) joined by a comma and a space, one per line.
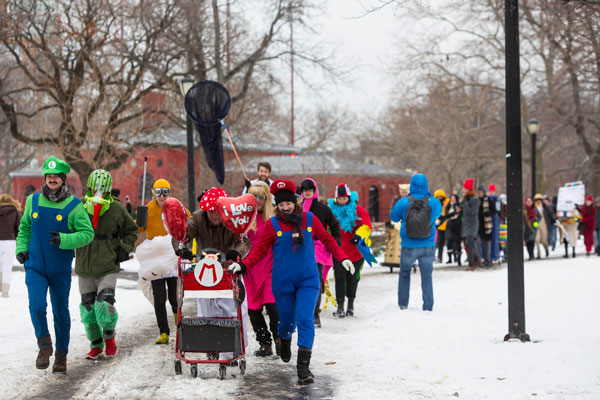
174, 359, 182, 375
219, 365, 226, 380
190, 364, 198, 378
239, 359, 246, 376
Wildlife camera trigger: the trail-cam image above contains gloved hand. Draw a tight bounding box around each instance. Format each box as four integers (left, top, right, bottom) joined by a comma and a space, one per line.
116, 247, 130, 263
341, 259, 355, 275
350, 234, 361, 245
49, 231, 61, 247
225, 250, 241, 262
227, 262, 246, 275
175, 248, 194, 260
385, 221, 392, 229
16, 251, 28, 264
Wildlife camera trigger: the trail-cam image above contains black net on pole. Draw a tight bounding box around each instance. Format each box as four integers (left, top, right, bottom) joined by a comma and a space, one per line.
184, 81, 232, 184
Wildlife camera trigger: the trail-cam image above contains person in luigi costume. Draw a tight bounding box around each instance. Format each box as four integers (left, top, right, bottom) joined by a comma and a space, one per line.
75, 169, 138, 360
15, 156, 94, 373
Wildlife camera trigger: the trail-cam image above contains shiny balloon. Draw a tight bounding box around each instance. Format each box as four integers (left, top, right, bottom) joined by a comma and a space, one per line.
215, 194, 258, 236
161, 197, 188, 243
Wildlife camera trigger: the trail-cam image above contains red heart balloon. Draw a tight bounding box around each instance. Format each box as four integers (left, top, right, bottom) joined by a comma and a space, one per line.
215, 194, 258, 236
161, 197, 188, 243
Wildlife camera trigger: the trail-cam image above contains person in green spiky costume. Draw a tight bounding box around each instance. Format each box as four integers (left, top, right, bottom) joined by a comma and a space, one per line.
75, 169, 138, 360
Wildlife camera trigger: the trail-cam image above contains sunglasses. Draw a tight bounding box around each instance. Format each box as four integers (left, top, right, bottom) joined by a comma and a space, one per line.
253, 194, 266, 200
154, 188, 170, 197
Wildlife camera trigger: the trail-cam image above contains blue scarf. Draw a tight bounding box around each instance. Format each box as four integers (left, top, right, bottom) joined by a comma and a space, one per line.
328, 191, 360, 233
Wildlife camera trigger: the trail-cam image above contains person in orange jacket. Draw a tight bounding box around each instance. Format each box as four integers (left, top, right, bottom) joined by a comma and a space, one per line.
434, 189, 450, 263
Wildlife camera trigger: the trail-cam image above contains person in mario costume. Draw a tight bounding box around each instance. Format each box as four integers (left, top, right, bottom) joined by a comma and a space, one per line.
228, 180, 355, 384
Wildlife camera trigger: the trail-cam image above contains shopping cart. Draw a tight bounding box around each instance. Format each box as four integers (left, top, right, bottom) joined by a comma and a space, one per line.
174, 249, 246, 379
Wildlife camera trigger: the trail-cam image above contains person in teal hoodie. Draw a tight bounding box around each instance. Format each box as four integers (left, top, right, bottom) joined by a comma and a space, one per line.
15, 156, 94, 373
390, 174, 442, 311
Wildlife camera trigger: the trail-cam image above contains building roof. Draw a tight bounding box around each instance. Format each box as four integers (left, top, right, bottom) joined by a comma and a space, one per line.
8, 168, 44, 178
231, 153, 411, 178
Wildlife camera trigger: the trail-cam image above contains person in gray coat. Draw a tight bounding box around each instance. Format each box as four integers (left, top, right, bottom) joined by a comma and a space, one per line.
461, 179, 481, 271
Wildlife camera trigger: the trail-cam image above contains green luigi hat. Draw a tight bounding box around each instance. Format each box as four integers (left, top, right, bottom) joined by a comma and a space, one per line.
42, 156, 71, 176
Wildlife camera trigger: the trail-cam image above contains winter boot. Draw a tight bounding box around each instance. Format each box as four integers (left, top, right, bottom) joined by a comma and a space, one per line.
86, 347, 103, 360
572, 248, 576, 258
52, 349, 68, 373
36, 336, 53, 369
296, 348, 314, 384
314, 312, 322, 328
445, 252, 453, 264
155, 333, 169, 345
274, 337, 281, 357
333, 299, 345, 318
346, 297, 355, 317
254, 343, 273, 357
563, 242, 569, 258
280, 339, 292, 363
457, 253, 462, 266
104, 337, 118, 357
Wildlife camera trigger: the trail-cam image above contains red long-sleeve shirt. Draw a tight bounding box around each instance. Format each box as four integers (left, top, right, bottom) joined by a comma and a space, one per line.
242, 211, 347, 269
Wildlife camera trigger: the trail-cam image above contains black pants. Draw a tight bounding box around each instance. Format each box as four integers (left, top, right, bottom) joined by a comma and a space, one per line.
446, 237, 462, 264
248, 303, 279, 345
314, 264, 324, 316
334, 259, 363, 300
526, 241, 535, 260
152, 277, 178, 335
436, 229, 446, 260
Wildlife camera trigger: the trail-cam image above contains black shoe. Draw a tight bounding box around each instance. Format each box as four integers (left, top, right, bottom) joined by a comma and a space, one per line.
254, 343, 273, 357
297, 349, 314, 384
333, 300, 345, 318
280, 339, 292, 363
274, 338, 281, 357
399, 305, 407, 310
346, 297, 354, 317
314, 313, 322, 328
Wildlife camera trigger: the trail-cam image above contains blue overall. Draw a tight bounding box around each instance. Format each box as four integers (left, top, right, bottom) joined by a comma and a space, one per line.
25, 193, 80, 350
271, 212, 320, 349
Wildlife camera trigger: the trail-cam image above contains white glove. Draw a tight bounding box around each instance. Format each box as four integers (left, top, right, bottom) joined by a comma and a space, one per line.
341, 259, 355, 275
228, 263, 242, 274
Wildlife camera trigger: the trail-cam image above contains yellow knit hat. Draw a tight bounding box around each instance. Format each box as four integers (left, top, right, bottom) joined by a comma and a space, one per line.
153, 178, 171, 189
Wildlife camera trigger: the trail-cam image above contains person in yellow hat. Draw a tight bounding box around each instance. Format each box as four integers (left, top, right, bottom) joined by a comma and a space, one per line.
15, 156, 94, 373
138, 179, 190, 344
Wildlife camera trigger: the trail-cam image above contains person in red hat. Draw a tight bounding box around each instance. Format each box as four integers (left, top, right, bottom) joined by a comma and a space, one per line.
576, 195, 596, 255
327, 183, 373, 318
461, 178, 481, 270
179, 187, 251, 360
228, 179, 354, 384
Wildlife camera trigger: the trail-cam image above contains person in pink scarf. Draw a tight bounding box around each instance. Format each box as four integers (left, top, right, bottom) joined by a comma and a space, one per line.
299, 178, 341, 328
245, 182, 280, 357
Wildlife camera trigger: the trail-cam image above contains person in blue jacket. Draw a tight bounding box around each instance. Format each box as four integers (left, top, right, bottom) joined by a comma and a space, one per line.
15, 156, 94, 373
390, 174, 442, 311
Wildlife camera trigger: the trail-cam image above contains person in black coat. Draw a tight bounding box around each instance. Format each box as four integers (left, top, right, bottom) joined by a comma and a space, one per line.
440, 194, 462, 265
477, 186, 497, 266
299, 178, 341, 328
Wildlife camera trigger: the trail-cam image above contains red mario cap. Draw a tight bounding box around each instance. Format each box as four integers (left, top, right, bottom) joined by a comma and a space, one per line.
199, 187, 229, 212
463, 178, 474, 191
270, 180, 297, 204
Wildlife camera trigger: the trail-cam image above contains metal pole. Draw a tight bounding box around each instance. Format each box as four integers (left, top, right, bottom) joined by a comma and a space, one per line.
504, 0, 530, 342
186, 114, 196, 212
531, 132, 536, 197
289, 4, 295, 147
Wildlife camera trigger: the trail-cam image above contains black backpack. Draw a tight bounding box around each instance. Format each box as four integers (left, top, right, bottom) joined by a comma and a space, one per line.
405, 195, 432, 239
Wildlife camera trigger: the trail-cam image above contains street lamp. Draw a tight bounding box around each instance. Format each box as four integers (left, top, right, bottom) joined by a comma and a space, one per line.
179, 77, 196, 211
527, 118, 539, 197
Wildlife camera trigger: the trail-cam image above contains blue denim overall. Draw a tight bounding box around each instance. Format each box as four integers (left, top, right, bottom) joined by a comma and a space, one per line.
270, 212, 320, 349
25, 192, 80, 350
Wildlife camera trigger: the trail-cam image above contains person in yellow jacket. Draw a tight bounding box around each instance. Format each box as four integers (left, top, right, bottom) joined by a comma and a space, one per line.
434, 189, 450, 263
138, 179, 190, 344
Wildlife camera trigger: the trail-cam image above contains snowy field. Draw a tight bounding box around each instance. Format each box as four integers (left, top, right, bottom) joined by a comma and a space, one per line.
1, 246, 599, 399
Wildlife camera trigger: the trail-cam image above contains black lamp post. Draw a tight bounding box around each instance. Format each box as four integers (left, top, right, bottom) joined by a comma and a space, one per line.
179, 77, 196, 212
528, 118, 539, 197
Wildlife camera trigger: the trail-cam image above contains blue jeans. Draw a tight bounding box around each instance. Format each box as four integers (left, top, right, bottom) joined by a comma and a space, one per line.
398, 246, 435, 311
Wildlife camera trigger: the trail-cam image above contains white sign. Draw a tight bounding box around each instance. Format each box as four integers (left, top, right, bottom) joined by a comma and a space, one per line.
194, 258, 224, 288
556, 183, 585, 214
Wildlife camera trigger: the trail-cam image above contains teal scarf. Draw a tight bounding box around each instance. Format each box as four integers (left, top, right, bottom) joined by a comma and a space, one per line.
328, 191, 360, 233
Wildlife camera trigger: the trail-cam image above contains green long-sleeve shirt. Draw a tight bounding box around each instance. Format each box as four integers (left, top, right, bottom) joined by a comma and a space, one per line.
16, 193, 94, 254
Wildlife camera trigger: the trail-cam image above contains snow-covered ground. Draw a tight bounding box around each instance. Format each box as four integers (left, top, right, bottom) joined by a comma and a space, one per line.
1, 246, 599, 399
